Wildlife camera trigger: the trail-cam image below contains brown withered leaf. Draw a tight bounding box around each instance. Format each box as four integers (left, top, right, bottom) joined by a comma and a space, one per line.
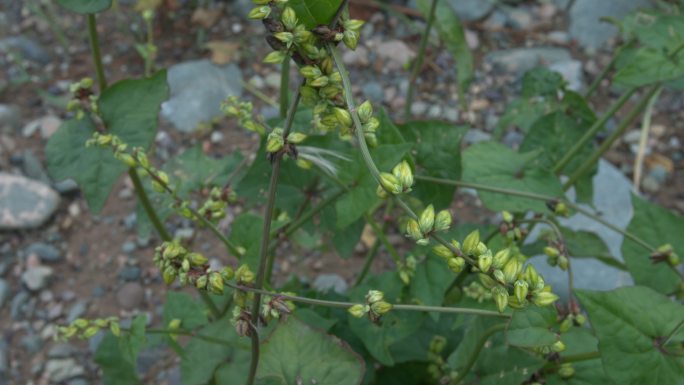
205, 41, 240, 65
192, 7, 223, 29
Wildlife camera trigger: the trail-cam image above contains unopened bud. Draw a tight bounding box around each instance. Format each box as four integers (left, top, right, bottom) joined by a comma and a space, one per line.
263, 50, 287, 64
558, 363, 575, 379
344, 19, 365, 31
309, 76, 329, 88
492, 287, 508, 313
492, 248, 511, 269
493, 269, 506, 284
478, 251, 493, 273
502, 211, 514, 223
558, 255, 569, 271
266, 132, 284, 153
247, 6, 271, 19
188, 252, 208, 266
552, 340, 566, 352
342, 29, 359, 50
371, 301, 392, 315
503, 258, 522, 283
110, 322, 121, 337
533, 291, 559, 307
300, 65, 321, 79
419, 205, 435, 234
221, 266, 234, 281
559, 318, 573, 333
514, 280, 529, 303
281, 7, 297, 30
380, 172, 402, 195
209, 272, 224, 294
406, 219, 424, 242
366, 290, 384, 304
434, 210, 452, 232
357, 100, 373, 123
524, 264, 542, 290
333, 107, 352, 127
348, 304, 368, 318
448, 257, 466, 273
163, 266, 176, 285
195, 274, 208, 290
433, 245, 453, 260
392, 161, 413, 192
462, 230, 480, 256
287, 132, 306, 144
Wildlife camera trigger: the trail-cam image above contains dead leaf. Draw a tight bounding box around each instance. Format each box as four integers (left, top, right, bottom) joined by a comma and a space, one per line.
192, 7, 223, 29
645, 153, 674, 174
205, 41, 240, 65
360, 224, 377, 249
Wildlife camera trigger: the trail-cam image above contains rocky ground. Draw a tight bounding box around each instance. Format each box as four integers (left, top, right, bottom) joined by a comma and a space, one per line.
1, 0, 683, 384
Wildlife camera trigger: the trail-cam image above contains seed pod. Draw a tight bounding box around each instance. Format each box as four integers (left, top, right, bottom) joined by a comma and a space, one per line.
503, 258, 522, 283
419, 205, 436, 234
492, 248, 511, 269
266, 132, 284, 153
493, 269, 506, 284
502, 211, 514, 223
247, 6, 271, 20
479, 273, 497, 289
364, 117, 380, 132
524, 264, 542, 289
342, 29, 359, 49
552, 340, 566, 353
348, 304, 368, 318
478, 250, 493, 273
432, 244, 453, 260
492, 286, 508, 313
558, 255, 569, 271
209, 272, 224, 294
558, 363, 575, 379
280, 7, 297, 30
163, 266, 177, 285
333, 107, 352, 127
544, 246, 560, 258
344, 19, 365, 31
514, 280, 529, 303
300, 65, 321, 79
371, 301, 393, 316
462, 230, 480, 256
309, 75, 329, 88
366, 290, 384, 304
434, 210, 452, 232
391, 161, 413, 192
379, 172, 402, 195
448, 257, 466, 273
287, 132, 307, 144
195, 274, 208, 290
357, 100, 373, 123
533, 291, 559, 307
263, 50, 286, 64
406, 219, 423, 242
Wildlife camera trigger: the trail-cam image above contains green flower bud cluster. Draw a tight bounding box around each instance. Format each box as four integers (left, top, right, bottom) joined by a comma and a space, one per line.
544, 244, 569, 271
405, 205, 452, 245
398, 255, 417, 285
348, 290, 393, 323
559, 312, 587, 333
534, 339, 566, 356
433, 240, 466, 273
261, 294, 295, 322
341, 18, 364, 50
650, 243, 681, 267
56, 317, 120, 341
546, 200, 570, 217
377, 160, 414, 198
66, 77, 97, 120
197, 186, 238, 224
222, 96, 266, 136
463, 281, 493, 303
426, 336, 450, 382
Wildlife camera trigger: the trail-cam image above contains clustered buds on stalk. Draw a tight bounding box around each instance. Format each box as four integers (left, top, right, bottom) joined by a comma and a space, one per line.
544, 244, 569, 271
66, 77, 98, 120
650, 243, 681, 267
405, 205, 452, 245
348, 290, 393, 323
222, 96, 266, 136
261, 294, 295, 322
377, 160, 414, 198
426, 336, 451, 381
398, 255, 417, 285
546, 200, 570, 217
56, 317, 120, 341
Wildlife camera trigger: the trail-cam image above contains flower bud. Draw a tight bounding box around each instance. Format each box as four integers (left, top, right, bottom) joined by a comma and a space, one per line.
115, 152, 137, 167
247, 6, 271, 19
333, 107, 352, 127
266, 132, 284, 153
343, 29, 359, 50
503, 258, 522, 283
110, 322, 121, 337
287, 132, 307, 144
348, 304, 368, 318
188, 252, 208, 266
492, 287, 508, 313
84, 326, 100, 338
391, 161, 413, 192
371, 301, 392, 315
575, 314, 586, 325
558, 255, 569, 271
220, 266, 234, 281
263, 50, 287, 64
552, 340, 566, 353
448, 257, 466, 273
462, 230, 480, 256
493, 269, 506, 284
514, 280, 529, 303
366, 290, 384, 304
544, 246, 560, 258
209, 272, 224, 294
195, 274, 208, 290
344, 19, 365, 31
502, 211, 514, 223
281, 7, 297, 30
478, 274, 497, 289
554, 202, 569, 217
309, 76, 329, 88
235, 264, 255, 284
558, 363, 575, 379
181, 258, 190, 272
364, 117, 380, 133
559, 318, 573, 333
73, 318, 89, 329
376, 184, 388, 199
419, 205, 435, 234
433, 245, 453, 260
300, 65, 321, 79
533, 291, 559, 307
524, 264, 542, 289
163, 266, 176, 285
357, 100, 373, 123
380, 172, 402, 195
434, 210, 451, 232
492, 248, 511, 269
406, 219, 423, 242
478, 250, 493, 273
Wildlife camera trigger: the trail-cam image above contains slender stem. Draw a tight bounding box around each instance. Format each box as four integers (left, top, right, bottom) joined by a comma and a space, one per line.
366, 212, 401, 264
240, 79, 279, 107
404, 0, 438, 119
584, 38, 635, 99
355, 236, 382, 286
279, 59, 290, 118
520, 218, 574, 296
552, 88, 637, 174
414, 175, 658, 254
230, 284, 510, 318
559, 350, 601, 364
87, 14, 107, 91
633, 87, 662, 192
143, 327, 234, 346
128, 168, 171, 241
563, 86, 661, 190
450, 323, 507, 385
245, 330, 260, 385
662, 319, 684, 346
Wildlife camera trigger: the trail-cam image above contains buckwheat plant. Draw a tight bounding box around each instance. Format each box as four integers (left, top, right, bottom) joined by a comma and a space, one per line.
47, 1, 684, 384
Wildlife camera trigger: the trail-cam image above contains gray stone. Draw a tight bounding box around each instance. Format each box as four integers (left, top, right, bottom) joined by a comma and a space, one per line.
174, 227, 194, 240
20, 334, 42, 354
569, 0, 652, 50
26, 242, 62, 263
312, 274, 348, 294
121, 241, 137, 254
161, 60, 243, 133
548, 31, 571, 45
116, 282, 144, 309
376, 40, 415, 70
549, 60, 584, 91
44, 358, 85, 383
0, 36, 50, 64
485, 47, 572, 75
507, 9, 534, 30
67, 379, 90, 385
21, 115, 61, 138
342, 46, 369, 66
464, 129, 492, 145
54, 179, 79, 194
0, 279, 8, 309
0, 104, 20, 132
48, 344, 78, 359
0, 338, 8, 375
66, 301, 88, 323
362, 82, 384, 102
118, 265, 141, 282
410, 101, 428, 116
0, 173, 60, 230
10, 290, 29, 319
445, 0, 495, 21
20, 150, 51, 184
21, 265, 53, 291
528, 160, 634, 299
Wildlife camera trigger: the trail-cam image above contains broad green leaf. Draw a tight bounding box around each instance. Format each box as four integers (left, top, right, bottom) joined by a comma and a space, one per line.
289, 0, 343, 29
558, 227, 626, 270
162, 292, 209, 330
332, 217, 364, 259
46, 71, 168, 213
166, 146, 244, 195
621, 11, 684, 51
57, 0, 111, 13
94, 315, 147, 385
374, 362, 430, 385
522, 68, 566, 98
229, 213, 264, 271
409, 255, 452, 321
416, 0, 473, 98
576, 286, 684, 385
397, 120, 466, 208
389, 313, 460, 364
507, 307, 558, 348
547, 328, 611, 385
349, 272, 425, 365
258, 317, 364, 385
614, 47, 684, 87
622, 194, 682, 294
462, 141, 564, 212
181, 319, 232, 385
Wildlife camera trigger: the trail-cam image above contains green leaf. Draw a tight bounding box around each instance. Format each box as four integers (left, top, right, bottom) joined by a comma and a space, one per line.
57, 0, 111, 13
614, 47, 684, 87
162, 292, 209, 330
94, 315, 147, 385
46, 71, 168, 213
522, 68, 566, 98
622, 194, 682, 294
332, 217, 364, 259
289, 0, 343, 29
462, 141, 564, 212
229, 213, 264, 271
416, 0, 473, 98
166, 146, 244, 196
621, 11, 684, 51
181, 319, 232, 385
507, 307, 558, 348
349, 272, 425, 365
258, 317, 364, 385
409, 255, 452, 321
575, 286, 684, 385
557, 227, 626, 270
547, 328, 612, 385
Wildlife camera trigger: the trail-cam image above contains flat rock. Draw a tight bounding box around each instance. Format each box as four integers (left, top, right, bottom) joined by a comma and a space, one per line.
445, 0, 495, 21
0, 173, 60, 229
25, 242, 62, 263
116, 282, 144, 309
161, 60, 242, 133
21, 265, 53, 291
549, 60, 584, 91
569, 0, 652, 50
376, 40, 415, 70
485, 47, 572, 75
0, 104, 20, 133
44, 358, 85, 383
22, 115, 62, 139
312, 274, 348, 294
0, 36, 50, 64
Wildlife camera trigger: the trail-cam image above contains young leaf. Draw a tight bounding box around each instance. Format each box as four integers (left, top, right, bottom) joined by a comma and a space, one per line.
506, 307, 558, 348
162, 292, 209, 330
622, 194, 682, 294
94, 315, 147, 385
289, 0, 343, 29
462, 141, 564, 212
409, 255, 452, 320
614, 47, 684, 87
576, 286, 684, 385
547, 328, 611, 385
181, 319, 233, 385
228, 213, 264, 271
57, 0, 112, 14
257, 317, 365, 385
